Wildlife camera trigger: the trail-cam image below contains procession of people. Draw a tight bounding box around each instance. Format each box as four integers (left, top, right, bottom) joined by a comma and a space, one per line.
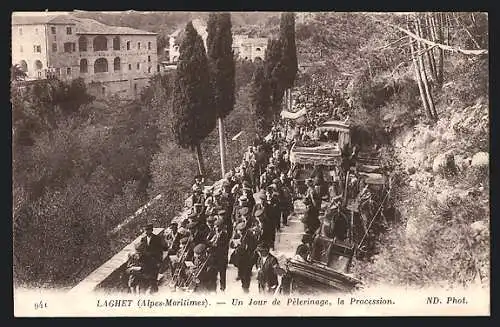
124, 113, 387, 294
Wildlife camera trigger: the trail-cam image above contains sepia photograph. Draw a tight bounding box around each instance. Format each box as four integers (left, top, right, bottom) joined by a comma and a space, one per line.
11, 10, 489, 316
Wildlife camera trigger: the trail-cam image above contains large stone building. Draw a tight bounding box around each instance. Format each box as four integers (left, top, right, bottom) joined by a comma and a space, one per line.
168, 18, 267, 63
11, 13, 159, 99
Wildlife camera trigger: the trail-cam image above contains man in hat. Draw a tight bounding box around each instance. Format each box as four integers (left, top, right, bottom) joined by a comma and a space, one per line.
205, 215, 217, 242
210, 216, 230, 292
231, 195, 250, 226
303, 178, 321, 235
164, 222, 180, 275
279, 174, 294, 227
217, 209, 232, 239
255, 207, 274, 250
187, 243, 217, 293
230, 222, 258, 293
294, 234, 313, 262
193, 174, 205, 190
188, 218, 210, 247
126, 242, 145, 293
192, 185, 204, 206
138, 222, 164, 293
242, 188, 255, 213
165, 222, 180, 255
237, 206, 250, 225
170, 235, 191, 288
255, 243, 280, 294
266, 187, 282, 238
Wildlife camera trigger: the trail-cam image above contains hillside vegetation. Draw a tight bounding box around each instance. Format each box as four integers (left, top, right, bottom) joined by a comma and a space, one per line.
12, 12, 488, 289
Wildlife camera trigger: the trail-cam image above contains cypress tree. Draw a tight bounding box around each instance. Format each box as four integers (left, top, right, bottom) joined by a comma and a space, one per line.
264, 38, 285, 119
278, 12, 298, 90
171, 21, 215, 175
249, 63, 272, 137
207, 12, 235, 177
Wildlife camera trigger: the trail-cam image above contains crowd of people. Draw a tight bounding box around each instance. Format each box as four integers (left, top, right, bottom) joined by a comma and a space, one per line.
124, 102, 389, 294
124, 131, 311, 294
290, 82, 351, 130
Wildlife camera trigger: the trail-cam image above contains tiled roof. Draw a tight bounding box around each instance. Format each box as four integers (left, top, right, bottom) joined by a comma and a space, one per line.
72, 17, 156, 35
12, 13, 156, 35
12, 14, 75, 25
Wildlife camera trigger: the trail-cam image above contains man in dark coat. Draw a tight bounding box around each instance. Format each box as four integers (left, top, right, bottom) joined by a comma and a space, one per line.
279, 176, 294, 227
256, 207, 275, 250
303, 179, 321, 235
139, 223, 164, 293
210, 217, 230, 292
255, 243, 280, 294
230, 222, 258, 293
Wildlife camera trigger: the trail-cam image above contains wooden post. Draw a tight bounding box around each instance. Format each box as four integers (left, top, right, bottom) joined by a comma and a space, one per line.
218, 117, 226, 178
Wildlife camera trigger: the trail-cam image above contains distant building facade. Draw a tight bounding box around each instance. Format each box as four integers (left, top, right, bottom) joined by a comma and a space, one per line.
11, 14, 159, 99
168, 18, 267, 64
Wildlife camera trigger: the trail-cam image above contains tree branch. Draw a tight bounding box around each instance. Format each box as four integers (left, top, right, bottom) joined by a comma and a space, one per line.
374, 17, 488, 56
375, 35, 410, 50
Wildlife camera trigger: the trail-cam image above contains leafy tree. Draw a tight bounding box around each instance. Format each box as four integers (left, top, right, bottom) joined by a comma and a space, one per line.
171, 21, 215, 175
235, 59, 256, 91
249, 63, 272, 136
157, 34, 168, 56
11, 64, 27, 82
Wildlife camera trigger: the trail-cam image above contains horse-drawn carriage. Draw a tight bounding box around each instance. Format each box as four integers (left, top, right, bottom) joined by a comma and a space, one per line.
280, 120, 394, 294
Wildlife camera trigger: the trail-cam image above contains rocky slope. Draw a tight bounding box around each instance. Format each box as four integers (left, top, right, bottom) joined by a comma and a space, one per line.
356, 96, 489, 288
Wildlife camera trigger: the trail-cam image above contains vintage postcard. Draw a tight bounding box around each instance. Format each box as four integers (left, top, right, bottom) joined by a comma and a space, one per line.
11, 11, 489, 316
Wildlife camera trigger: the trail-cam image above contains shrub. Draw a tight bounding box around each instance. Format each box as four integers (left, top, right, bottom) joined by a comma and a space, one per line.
355, 189, 489, 288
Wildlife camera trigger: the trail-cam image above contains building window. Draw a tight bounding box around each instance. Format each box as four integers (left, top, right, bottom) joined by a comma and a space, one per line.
148, 67, 151, 73
126, 41, 130, 50
136, 63, 140, 70
79, 36, 87, 52
94, 58, 108, 73
93, 36, 108, 51
34, 60, 43, 70
148, 55, 151, 62
67, 67, 71, 76
53, 35, 56, 41
33, 45, 41, 53
80, 59, 88, 73
19, 27, 22, 35
102, 87, 105, 95
113, 57, 121, 71
256, 47, 261, 51
52, 43, 57, 52
137, 42, 141, 50
20, 45, 23, 53
66, 27, 72, 35
157, 64, 160, 72
148, 42, 151, 50
113, 36, 120, 51
64, 42, 76, 53
128, 64, 132, 70
51, 26, 56, 34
